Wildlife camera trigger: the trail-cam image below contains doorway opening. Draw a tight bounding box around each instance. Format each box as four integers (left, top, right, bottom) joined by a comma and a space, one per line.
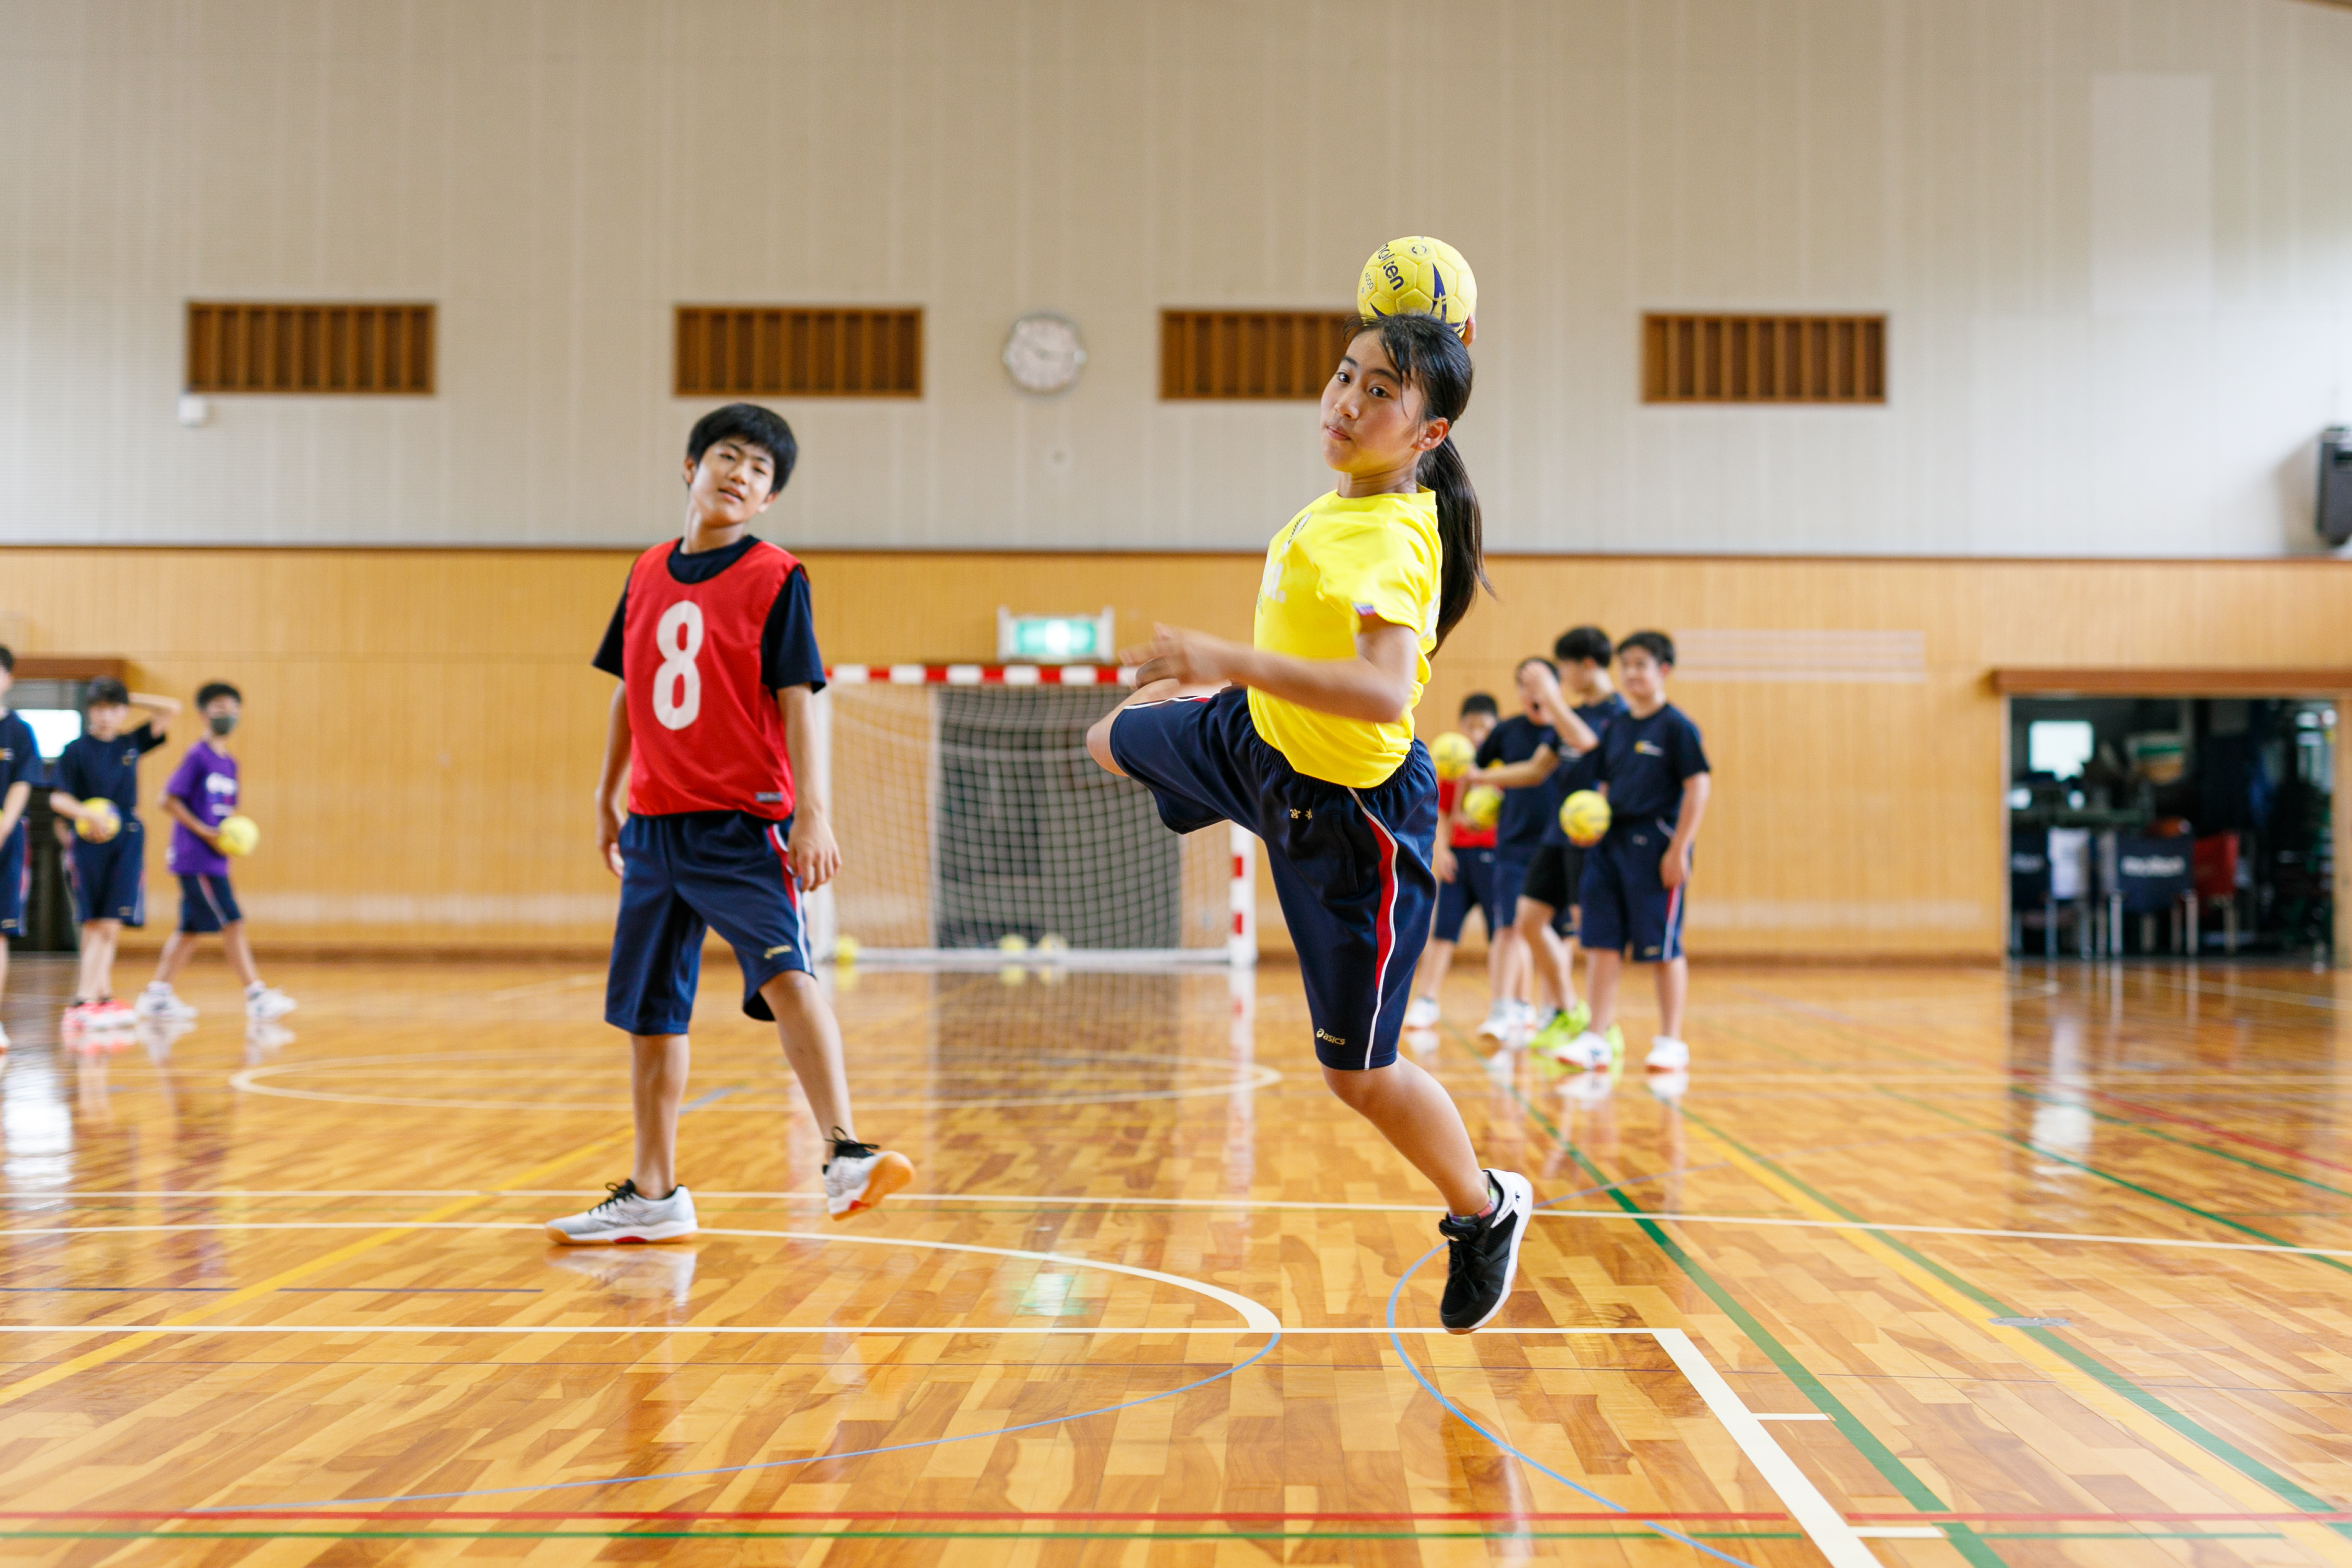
2007, 696, 2334, 959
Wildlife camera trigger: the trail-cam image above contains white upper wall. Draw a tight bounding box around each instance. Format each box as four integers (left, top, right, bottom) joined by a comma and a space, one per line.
3, 0, 2349, 555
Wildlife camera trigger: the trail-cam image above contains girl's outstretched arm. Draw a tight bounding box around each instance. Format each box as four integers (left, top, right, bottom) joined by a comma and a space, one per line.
1121, 617, 1417, 725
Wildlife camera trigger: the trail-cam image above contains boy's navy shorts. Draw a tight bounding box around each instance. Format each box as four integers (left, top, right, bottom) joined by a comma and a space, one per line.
1576, 816, 1688, 963
606, 810, 812, 1036
0, 822, 25, 937
178, 873, 243, 934
1434, 845, 1498, 943
1491, 843, 1538, 928
1110, 687, 1436, 1071
66, 820, 145, 927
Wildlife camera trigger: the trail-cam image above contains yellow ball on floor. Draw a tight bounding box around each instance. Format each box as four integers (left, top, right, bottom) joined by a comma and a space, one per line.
1559, 790, 1611, 847
1461, 785, 1503, 831
216, 814, 260, 857
75, 799, 121, 843
1428, 731, 1475, 780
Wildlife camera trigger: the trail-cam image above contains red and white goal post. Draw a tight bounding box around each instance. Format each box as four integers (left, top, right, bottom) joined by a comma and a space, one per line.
804, 663, 1256, 969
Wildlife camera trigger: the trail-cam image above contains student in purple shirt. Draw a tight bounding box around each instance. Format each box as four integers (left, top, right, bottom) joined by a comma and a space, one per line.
135, 682, 296, 1031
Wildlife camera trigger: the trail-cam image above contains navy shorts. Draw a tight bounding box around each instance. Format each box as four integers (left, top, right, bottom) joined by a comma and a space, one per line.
178, 873, 243, 933
66, 820, 145, 927
0, 822, 24, 938
1492, 844, 1539, 928
606, 810, 812, 1036
1434, 845, 1497, 943
1110, 687, 1436, 1071
1577, 818, 1689, 963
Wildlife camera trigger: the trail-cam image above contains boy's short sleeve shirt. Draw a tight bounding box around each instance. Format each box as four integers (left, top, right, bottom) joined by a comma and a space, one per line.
0, 712, 40, 801
165, 740, 239, 877
1594, 704, 1709, 825
594, 536, 826, 694
57, 724, 163, 815
1539, 693, 1631, 846
1473, 713, 1560, 850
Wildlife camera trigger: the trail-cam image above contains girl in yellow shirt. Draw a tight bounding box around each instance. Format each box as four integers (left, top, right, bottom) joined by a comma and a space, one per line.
1086, 313, 1534, 1334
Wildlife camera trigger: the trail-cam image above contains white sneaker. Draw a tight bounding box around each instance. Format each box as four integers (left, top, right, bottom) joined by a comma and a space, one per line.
1403, 995, 1440, 1030
136, 985, 197, 1023
1474, 1003, 1515, 1043
1560, 1031, 1617, 1070
544, 1181, 697, 1244
245, 986, 297, 1022
824, 1131, 915, 1218
1645, 1036, 1691, 1072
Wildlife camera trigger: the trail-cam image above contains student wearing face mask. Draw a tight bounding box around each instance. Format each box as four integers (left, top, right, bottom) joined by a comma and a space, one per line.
136, 682, 296, 1031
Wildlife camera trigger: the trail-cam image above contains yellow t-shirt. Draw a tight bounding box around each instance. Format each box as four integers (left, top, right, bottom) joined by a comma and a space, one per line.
1246, 488, 1442, 788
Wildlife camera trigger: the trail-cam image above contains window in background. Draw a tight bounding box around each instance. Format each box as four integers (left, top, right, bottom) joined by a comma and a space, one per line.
2027, 719, 2096, 779
19, 710, 80, 759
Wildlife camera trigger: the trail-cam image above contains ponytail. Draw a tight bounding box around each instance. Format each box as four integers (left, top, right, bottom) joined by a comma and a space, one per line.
1418, 434, 1485, 649
1359, 313, 1490, 650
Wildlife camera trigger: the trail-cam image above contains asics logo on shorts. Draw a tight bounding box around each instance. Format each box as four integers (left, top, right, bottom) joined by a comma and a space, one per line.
1315, 1028, 1346, 1046
764, 944, 791, 959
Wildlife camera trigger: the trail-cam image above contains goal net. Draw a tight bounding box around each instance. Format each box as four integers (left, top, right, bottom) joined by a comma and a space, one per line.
805, 664, 1253, 967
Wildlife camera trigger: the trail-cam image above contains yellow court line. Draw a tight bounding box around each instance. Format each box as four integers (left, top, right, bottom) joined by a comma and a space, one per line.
1684, 1122, 2352, 1568
0, 1127, 635, 1412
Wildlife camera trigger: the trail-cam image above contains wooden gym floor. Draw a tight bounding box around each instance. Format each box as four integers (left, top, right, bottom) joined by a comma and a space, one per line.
3, 954, 2351, 1565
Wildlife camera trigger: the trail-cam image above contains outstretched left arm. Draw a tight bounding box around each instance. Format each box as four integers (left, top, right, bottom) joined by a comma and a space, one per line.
1121, 616, 1417, 725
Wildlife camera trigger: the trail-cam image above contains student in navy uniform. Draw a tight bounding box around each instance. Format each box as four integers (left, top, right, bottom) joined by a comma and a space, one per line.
1404, 692, 1500, 1031
1467, 658, 1560, 1045
1554, 631, 1712, 1082
546, 403, 913, 1248
0, 647, 42, 1053
49, 677, 181, 1041
1484, 627, 1628, 1063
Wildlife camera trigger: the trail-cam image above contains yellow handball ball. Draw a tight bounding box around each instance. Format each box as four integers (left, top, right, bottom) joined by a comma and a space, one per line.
216, 814, 260, 857
1461, 785, 1503, 831
833, 933, 862, 964
1428, 731, 1475, 780
75, 799, 121, 843
996, 933, 1031, 954
1357, 236, 1478, 333
1559, 790, 1612, 848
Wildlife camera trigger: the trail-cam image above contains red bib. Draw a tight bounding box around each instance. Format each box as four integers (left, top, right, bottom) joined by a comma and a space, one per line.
621, 539, 802, 819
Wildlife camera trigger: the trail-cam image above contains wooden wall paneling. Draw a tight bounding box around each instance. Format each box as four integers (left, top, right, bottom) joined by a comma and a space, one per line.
1159, 310, 1356, 400
1641, 314, 1886, 404
9, 548, 2352, 958
673, 307, 922, 398
186, 304, 434, 394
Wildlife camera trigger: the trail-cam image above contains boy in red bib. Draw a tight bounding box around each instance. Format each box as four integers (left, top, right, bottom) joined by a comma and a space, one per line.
546, 405, 912, 1244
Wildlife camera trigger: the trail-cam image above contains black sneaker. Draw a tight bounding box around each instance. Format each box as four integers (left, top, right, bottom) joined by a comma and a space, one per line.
1436, 1169, 1535, 1333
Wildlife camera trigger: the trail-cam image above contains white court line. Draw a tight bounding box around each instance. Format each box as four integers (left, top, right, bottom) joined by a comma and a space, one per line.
1650, 1327, 1882, 1568
18, 1203, 2352, 1262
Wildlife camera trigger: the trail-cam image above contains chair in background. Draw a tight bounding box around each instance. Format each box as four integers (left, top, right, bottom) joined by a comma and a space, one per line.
2192, 833, 2242, 953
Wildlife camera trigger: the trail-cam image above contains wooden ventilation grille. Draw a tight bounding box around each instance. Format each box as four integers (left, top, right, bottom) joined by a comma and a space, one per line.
675, 306, 922, 397
187, 303, 434, 394
1643, 314, 1885, 403
1161, 310, 1359, 400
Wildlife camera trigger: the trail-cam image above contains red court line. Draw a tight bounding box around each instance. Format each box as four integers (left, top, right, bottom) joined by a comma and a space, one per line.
11, 1509, 2351, 1524
2085, 1088, 2352, 1177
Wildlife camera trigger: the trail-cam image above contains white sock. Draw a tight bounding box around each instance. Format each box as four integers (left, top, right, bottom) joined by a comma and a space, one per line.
245, 982, 266, 998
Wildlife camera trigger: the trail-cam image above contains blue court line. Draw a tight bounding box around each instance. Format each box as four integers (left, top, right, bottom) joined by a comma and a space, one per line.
1384, 1200, 1761, 1568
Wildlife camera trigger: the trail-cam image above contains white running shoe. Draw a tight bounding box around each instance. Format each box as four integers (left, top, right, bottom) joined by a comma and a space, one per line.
824, 1129, 915, 1218
1560, 1030, 1618, 1070
136, 985, 198, 1023
1403, 995, 1441, 1030
1645, 1036, 1691, 1072
245, 986, 297, 1023
544, 1181, 698, 1244
1474, 1002, 1515, 1043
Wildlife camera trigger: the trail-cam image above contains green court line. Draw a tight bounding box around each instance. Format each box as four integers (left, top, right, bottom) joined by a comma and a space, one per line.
2007, 1086, 2352, 1204
1882, 1089, 2352, 1283
1465, 1045, 2011, 1568
1684, 1102, 2352, 1538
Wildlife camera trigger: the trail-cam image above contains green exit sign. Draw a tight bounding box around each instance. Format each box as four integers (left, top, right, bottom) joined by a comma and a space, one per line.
997, 606, 1115, 664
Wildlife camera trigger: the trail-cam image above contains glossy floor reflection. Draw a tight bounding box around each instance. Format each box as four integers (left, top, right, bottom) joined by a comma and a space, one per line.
2, 953, 2350, 1565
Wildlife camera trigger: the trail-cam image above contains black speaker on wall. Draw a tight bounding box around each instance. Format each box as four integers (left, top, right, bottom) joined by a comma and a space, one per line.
2321, 428, 2352, 548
